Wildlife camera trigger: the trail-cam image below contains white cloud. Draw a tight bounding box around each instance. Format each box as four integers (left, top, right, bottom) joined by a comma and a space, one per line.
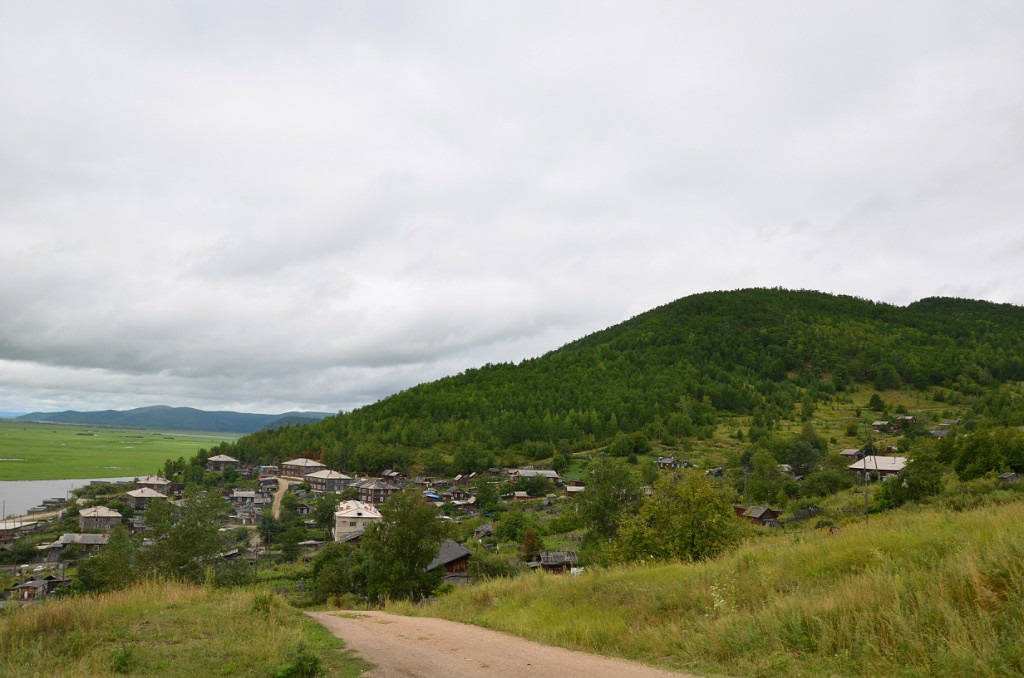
2, 1, 1023, 414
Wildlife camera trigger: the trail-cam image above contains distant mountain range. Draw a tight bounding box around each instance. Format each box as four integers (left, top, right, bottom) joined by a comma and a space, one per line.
15, 405, 332, 434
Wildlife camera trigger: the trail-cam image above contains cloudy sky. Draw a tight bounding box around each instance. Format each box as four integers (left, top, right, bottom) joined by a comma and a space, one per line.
1, 2, 1022, 416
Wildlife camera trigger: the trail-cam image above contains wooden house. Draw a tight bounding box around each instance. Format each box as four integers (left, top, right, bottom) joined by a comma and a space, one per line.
125, 487, 167, 511
206, 454, 240, 472
281, 457, 327, 478
536, 551, 578, 574
78, 506, 122, 533
426, 539, 473, 584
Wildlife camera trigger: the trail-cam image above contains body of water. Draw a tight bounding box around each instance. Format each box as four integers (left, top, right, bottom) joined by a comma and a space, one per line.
1, 477, 135, 518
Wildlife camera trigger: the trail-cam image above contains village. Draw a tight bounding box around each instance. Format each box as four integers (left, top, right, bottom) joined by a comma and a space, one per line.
1, 453, 594, 604
3, 413, 985, 608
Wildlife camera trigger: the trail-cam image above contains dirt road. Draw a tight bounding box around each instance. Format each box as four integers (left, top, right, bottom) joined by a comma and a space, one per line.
308, 610, 700, 678
271, 478, 290, 519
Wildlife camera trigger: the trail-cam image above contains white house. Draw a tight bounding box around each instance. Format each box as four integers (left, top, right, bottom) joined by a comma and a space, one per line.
847, 455, 908, 478
333, 500, 381, 541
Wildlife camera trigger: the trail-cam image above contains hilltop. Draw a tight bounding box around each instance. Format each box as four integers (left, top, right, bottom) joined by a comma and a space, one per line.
212, 288, 1024, 473
17, 405, 332, 434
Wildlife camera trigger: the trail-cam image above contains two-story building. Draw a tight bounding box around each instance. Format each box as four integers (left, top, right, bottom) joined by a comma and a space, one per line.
306, 469, 353, 494
78, 506, 122, 532
333, 501, 381, 540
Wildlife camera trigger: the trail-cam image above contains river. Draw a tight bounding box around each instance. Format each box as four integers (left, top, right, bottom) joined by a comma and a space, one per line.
0, 477, 136, 518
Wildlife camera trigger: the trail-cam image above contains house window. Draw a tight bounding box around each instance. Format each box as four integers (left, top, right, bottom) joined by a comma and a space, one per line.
350, 521, 356, 526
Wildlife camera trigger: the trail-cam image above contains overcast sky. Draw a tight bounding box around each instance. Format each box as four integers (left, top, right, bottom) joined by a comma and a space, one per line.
2, 1, 1022, 416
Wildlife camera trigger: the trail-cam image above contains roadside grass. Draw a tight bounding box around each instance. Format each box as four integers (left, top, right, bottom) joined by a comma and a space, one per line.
401, 500, 1024, 677
0, 421, 236, 480
0, 580, 366, 677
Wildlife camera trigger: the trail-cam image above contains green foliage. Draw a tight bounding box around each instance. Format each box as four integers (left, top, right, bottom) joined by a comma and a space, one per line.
874, 446, 946, 510
259, 514, 283, 546
494, 509, 542, 543
109, 644, 135, 674
312, 493, 341, 535
577, 457, 642, 542
466, 548, 528, 580
76, 526, 138, 592
0, 538, 38, 566
800, 455, 855, 497
519, 528, 542, 561
608, 431, 652, 457
746, 449, 792, 505
194, 290, 1024, 483
362, 490, 447, 602
474, 479, 499, 513
141, 487, 229, 582
944, 427, 1024, 480
309, 543, 365, 603
273, 642, 324, 678
614, 470, 742, 562
517, 474, 551, 497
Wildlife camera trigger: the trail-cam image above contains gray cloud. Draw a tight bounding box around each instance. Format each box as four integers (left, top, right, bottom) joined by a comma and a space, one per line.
2, 1, 1023, 414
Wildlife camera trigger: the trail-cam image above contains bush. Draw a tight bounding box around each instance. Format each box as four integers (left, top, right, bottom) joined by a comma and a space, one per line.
252, 592, 276, 619
273, 642, 323, 678
109, 645, 135, 674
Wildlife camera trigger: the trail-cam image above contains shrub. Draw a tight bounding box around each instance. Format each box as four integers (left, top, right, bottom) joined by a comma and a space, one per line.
109, 645, 134, 674
273, 642, 323, 678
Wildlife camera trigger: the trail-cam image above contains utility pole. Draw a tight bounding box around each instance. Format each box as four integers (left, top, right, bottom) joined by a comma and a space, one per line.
744, 465, 751, 507
864, 429, 874, 523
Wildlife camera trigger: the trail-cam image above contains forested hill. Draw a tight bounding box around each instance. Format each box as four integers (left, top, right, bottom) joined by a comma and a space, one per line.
215, 288, 1024, 473
17, 405, 331, 433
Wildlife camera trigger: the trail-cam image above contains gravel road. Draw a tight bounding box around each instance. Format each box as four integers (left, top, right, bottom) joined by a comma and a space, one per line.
308, 610, 702, 678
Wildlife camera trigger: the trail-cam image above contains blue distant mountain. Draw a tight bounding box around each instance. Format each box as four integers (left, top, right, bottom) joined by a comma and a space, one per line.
16, 405, 332, 433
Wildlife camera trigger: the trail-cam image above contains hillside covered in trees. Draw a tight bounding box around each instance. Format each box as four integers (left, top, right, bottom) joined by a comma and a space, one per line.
204, 288, 1024, 475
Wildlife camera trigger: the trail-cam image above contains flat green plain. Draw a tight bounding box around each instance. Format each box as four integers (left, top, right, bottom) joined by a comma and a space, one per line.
0, 420, 238, 480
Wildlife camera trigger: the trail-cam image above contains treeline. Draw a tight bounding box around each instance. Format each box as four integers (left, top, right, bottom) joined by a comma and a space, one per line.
207, 289, 1024, 474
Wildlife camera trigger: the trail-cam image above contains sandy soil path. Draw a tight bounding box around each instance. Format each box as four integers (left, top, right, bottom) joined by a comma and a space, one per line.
308, 610, 702, 678
271, 478, 290, 519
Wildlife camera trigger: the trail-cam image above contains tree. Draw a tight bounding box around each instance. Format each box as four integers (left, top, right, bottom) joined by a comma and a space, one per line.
76, 526, 139, 592
310, 542, 366, 602
278, 525, 306, 563
519, 528, 542, 562
475, 480, 499, 514
875, 445, 946, 509
614, 470, 741, 562
258, 514, 282, 546
518, 474, 550, 497
578, 457, 641, 542
142, 487, 228, 581
494, 509, 541, 543
313, 493, 341, 538
361, 490, 447, 602
747, 448, 791, 505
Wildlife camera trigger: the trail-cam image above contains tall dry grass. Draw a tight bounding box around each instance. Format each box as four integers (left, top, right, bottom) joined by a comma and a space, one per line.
406, 501, 1024, 677
0, 580, 364, 677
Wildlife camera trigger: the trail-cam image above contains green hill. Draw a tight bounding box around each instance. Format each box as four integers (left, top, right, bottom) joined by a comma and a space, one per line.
213, 288, 1024, 473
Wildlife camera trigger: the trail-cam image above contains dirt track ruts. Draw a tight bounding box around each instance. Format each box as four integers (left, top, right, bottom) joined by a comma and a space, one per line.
308, 610, 703, 678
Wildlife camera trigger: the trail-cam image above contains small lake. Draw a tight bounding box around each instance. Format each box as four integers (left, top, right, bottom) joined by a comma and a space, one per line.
1, 477, 136, 518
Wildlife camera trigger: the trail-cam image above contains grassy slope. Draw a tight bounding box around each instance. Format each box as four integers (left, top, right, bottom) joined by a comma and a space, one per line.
0, 581, 365, 677
403, 500, 1024, 677
0, 421, 237, 480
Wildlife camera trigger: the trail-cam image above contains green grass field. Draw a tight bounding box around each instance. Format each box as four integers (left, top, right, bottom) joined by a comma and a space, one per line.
0, 581, 366, 677
0, 421, 237, 481
399, 498, 1024, 677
